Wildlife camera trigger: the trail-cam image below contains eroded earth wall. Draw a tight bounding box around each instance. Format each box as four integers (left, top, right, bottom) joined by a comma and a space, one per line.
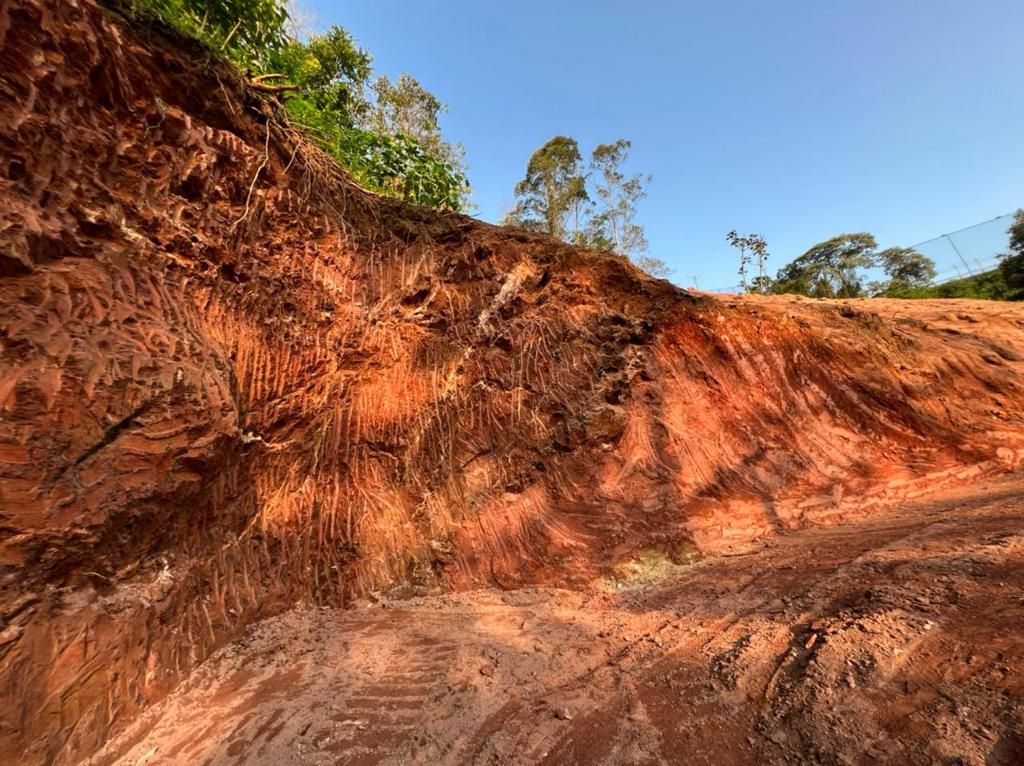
2, 0, 1024, 762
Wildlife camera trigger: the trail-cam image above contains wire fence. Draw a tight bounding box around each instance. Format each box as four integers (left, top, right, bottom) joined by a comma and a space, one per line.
702, 212, 1017, 294
913, 214, 1015, 285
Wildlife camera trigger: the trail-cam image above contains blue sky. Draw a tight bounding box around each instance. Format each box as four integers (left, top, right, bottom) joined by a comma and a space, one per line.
308, 1, 1023, 289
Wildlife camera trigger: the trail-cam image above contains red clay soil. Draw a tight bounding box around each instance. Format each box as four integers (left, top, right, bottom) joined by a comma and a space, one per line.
1, 0, 1023, 763
89, 476, 1024, 766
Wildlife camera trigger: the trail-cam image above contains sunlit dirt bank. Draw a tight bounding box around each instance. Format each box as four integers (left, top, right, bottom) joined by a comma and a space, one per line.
92, 477, 1024, 765
2, 1, 1024, 763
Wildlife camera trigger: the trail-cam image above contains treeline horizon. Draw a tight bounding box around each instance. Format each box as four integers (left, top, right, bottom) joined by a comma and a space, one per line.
107, 1, 1022, 301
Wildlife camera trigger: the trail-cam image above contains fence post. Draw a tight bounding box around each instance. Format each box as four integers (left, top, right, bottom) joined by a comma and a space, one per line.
943, 234, 975, 277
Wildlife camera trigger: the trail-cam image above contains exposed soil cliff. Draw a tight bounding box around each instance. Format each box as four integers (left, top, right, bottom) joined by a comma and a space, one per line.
1, 1, 1023, 763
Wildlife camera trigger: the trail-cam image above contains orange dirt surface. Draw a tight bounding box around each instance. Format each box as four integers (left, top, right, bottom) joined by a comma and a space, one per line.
2, 0, 1024, 763
90, 477, 1024, 766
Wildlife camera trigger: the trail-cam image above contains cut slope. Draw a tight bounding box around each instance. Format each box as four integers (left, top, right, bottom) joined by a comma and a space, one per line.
91, 477, 1024, 766
1, 1, 1023, 762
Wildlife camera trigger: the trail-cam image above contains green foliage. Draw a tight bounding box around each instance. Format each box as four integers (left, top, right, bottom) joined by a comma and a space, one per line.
749, 275, 776, 293
280, 94, 468, 210
770, 227, 1024, 301
267, 27, 372, 125
272, 29, 468, 209
773, 233, 879, 297
589, 140, 655, 265
109, 1, 469, 210
111, 0, 289, 69
265, 28, 468, 209
903, 212, 1024, 300
506, 136, 668, 278
997, 209, 1024, 299
506, 136, 587, 240
369, 75, 462, 167
370, 75, 444, 139
368, 74, 472, 209
338, 129, 468, 210
726, 231, 769, 292
890, 269, 1012, 300
873, 246, 937, 295
868, 213, 1023, 301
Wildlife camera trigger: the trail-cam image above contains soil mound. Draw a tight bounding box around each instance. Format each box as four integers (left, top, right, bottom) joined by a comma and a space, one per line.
2, 1, 1023, 762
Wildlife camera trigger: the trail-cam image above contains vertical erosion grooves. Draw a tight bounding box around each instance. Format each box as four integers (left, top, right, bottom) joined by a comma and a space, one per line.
2, 0, 1024, 762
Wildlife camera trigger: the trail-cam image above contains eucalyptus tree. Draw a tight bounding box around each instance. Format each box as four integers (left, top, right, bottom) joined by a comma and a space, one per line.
589, 140, 649, 258
506, 136, 588, 240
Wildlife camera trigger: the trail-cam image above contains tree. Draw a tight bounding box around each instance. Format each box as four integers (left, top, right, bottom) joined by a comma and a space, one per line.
261, 26, 468, 209
589, 141, 647, 257
566, 175, 592, 246
505, 136, 668, 277
749, 275, 775, 293
773, 233, 878, 297
631, 255, 672, 279
368, 74, 472, 208
331, 130, 469, 210
506, 136, 587, 240
123, 1, 470, 210
726, 231, 769, 292
119, 0, 291, 69
998, 209, 1024, 299
873, 247, 937, 295
270, 32, 468, 209
369, 76, 450, 158
728, 230, 750, 291
269, 26, 372, 126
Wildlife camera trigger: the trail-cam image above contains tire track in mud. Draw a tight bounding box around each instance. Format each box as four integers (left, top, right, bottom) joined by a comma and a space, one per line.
312, 621, 462, 765
460, 479, 1024, 764
95, 477, 1024, 766
622, 483, 1024, 764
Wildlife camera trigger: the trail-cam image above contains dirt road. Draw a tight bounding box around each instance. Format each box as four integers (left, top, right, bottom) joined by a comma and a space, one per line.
88, 476, 1024, 766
